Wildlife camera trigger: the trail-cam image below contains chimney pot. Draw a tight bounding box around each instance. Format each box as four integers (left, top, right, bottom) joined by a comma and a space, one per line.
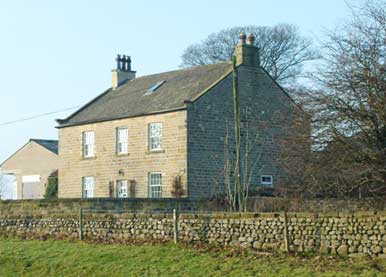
247, 33, 255, 45
239, 32, 246, 45
126, 56, 132, 71
116, 54, 121, 70
122, 55, 127, 71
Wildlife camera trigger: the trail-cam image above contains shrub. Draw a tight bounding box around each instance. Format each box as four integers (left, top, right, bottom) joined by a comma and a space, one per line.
44, 171, 58, 199
171, 175, 184, 198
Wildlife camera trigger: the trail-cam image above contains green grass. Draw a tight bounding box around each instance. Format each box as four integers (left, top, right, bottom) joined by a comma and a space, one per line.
1, 238, 385, 276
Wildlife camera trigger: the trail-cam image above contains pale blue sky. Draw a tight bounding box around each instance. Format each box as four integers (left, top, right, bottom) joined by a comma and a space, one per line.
0, 0, 353, 163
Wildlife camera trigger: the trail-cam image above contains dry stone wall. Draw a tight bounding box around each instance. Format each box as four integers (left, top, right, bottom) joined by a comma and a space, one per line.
2, 211, 386, 257
2, 197, 385, 218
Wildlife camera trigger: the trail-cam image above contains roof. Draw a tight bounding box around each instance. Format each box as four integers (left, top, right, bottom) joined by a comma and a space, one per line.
30, 139, 58, 154
1, 139, 58, 167
57, 62, 233, 127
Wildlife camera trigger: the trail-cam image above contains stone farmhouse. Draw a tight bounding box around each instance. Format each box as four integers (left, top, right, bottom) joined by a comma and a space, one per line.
1, 139, 59, 199
57, 33, 301, 199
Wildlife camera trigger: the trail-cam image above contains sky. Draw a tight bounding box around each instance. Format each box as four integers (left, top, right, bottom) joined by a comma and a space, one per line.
0, 0, 354, 164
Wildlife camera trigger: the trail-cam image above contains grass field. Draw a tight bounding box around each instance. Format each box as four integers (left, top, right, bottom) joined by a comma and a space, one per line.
1, 238, 386, 276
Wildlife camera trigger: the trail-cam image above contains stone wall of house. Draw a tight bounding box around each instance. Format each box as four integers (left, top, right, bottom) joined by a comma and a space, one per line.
187, 64, 300, 198
58, 110, 187, 198
2, 210, 386, 257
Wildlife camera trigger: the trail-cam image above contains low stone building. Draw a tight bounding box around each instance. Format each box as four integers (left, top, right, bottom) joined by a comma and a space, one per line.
57, 33, 303, 199
1, 139, 59, 199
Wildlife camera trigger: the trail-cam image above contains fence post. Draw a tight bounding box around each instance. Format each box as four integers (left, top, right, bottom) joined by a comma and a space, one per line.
79, 208, 83, 241
173, 208, 179, 244
283, 211, 290, 253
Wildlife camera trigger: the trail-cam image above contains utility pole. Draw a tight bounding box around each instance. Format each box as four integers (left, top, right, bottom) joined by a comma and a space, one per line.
232, 56, 242, 211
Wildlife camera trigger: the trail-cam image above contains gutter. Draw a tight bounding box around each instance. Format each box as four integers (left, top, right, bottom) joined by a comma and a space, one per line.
56, 107, 187, 129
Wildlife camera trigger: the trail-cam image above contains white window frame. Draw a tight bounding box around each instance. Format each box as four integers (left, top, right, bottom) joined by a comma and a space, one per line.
116, 127, 129, 154
83, 131, 95, 158
261, 175, 273, 186
148, 123, 163, 151
82, 176, 94, 198
148, 172, 162, 198
117, 180, 128, 198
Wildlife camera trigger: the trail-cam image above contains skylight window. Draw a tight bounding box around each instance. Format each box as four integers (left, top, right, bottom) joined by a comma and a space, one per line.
145, 80, 165, 95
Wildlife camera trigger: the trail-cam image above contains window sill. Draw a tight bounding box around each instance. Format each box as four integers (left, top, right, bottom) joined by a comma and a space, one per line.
146, 149, 165, 154
115, 153, 130, 157
82, 156, 96, 160
259, 184, 274, 187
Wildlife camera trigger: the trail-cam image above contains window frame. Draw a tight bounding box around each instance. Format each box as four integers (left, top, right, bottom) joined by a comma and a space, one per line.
116, 127, 129, 155
260, 175, 273, 186
82, 176, 94, 198
148, 172, 162, 198
116, 179, 129, 198
144, 80, 166, 95
82, 131, 95, 158
148, 123, 163, 151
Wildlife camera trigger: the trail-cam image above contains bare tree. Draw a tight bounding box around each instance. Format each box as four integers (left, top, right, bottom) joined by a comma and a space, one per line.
222, 115, 266, 212
276, 101, 368, 198
180, 24, 319, 85
276, 101, 312, 197
314, 0, 386, 192
280, 0, 386, 198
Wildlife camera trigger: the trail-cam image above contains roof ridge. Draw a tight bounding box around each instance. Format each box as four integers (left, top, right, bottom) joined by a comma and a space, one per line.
30, 138, 58, 142
132, 61, 232, 81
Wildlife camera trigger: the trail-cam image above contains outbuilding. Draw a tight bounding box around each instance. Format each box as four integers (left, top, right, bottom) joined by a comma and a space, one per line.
1, 139, 59, 199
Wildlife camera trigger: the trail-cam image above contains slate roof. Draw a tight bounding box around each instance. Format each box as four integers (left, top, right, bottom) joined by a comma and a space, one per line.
31, 139, 58, 154
58, 62, 233, 127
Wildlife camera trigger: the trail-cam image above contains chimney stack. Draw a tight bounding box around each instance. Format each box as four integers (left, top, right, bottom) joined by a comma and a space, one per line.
234, 33, 260, 67
111, 54, 136, 89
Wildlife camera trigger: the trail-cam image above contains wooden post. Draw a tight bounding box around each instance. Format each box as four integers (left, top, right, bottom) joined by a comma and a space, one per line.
283, 211, 289, 253
79, 208, 83, 241
173, 208, 179, 244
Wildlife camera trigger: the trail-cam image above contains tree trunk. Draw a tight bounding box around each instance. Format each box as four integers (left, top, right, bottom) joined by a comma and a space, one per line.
232, 56, 242, 211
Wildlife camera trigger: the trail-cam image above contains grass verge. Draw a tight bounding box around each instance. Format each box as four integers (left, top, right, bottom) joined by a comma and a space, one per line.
0, 238, 385, 276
